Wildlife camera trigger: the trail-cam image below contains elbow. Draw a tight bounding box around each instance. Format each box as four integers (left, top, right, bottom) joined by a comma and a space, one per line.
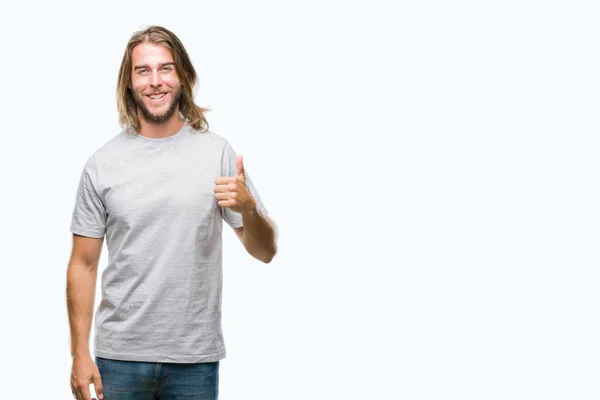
259, 246, 278, 264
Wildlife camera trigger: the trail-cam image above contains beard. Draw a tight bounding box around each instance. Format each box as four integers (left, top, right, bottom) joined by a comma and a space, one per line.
132, 86, 184, 125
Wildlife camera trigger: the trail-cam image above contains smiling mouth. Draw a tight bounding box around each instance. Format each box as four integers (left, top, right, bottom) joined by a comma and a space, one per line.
147, 93, 167, 100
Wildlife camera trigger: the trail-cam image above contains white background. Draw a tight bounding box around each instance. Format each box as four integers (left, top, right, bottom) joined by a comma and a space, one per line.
0, 0, 598, 399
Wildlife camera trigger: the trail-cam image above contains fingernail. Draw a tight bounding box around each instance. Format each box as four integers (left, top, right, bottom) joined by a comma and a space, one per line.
99, 395, 104, 399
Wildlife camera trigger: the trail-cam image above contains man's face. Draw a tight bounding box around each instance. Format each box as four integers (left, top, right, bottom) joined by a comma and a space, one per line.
130, 42, 183, 125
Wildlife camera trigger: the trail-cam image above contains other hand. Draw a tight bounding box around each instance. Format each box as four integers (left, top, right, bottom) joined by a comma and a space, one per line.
70, 354, 103, 400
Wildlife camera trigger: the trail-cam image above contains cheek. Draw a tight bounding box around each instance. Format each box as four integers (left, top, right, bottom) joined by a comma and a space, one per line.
164, 76, 181, 89
130, 77, 147, 93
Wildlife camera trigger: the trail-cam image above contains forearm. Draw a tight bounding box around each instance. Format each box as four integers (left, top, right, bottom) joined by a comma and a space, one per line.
66, 263, 98, 358
241, 207, 278, 263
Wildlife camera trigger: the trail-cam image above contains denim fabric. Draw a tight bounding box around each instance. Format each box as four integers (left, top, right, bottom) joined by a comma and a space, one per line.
95, 356, 219, 400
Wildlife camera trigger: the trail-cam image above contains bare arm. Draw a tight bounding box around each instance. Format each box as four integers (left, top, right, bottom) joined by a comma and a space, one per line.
216, 154, 278, 264
66, 234, 104, 358
234, 210, 278, 263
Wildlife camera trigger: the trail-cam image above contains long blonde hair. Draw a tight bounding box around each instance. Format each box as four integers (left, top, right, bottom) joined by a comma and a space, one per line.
116, 25, 210, 133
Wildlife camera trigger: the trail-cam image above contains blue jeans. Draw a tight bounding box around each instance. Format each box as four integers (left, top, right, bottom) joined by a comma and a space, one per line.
95, 356, 219, 400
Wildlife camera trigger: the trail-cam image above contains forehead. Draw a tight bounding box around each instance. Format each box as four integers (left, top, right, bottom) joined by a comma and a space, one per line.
131, 42, 174, 66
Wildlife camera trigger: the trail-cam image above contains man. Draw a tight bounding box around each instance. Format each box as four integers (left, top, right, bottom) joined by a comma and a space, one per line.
66, 25, 277, 400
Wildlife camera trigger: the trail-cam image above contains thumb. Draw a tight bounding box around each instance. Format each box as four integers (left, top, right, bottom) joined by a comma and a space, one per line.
236, 155, 246, 179
92, 370, 104, 400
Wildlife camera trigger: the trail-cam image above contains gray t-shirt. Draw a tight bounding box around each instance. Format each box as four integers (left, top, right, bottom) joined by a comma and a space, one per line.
70, 122, 267, 363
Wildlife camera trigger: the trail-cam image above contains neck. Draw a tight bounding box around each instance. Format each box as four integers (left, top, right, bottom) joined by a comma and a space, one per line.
137, 112, 185, 138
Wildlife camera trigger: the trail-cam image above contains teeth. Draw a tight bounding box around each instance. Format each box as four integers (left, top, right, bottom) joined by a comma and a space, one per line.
149, 93, 166, 99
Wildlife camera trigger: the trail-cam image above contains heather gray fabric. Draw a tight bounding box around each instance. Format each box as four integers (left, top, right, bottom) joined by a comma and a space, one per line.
70, 122, 267, 363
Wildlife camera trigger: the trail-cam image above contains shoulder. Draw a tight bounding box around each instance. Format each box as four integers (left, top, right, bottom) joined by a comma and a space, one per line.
186, 128, 234, 155
78, 129, 130, 175
92, 129, 131, 159
189, 128, 230, 145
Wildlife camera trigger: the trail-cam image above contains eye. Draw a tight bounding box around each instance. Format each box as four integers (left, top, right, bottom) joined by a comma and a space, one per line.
162, 67, 172, 72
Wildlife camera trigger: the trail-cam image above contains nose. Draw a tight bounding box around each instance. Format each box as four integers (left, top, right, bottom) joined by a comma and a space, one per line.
150, 69, 162, 87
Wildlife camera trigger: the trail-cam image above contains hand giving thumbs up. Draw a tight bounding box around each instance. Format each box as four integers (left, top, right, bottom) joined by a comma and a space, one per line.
214, 155, 256, 214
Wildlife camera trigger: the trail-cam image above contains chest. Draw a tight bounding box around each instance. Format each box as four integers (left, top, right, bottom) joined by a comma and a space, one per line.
101, 152, 221, 227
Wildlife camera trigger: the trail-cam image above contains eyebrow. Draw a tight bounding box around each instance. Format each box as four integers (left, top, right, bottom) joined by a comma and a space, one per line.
134, 62, 175, 71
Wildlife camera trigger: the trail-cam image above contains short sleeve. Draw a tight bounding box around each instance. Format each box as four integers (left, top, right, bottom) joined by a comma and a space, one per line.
70, 154, 107, 238
220, 140, 269, 229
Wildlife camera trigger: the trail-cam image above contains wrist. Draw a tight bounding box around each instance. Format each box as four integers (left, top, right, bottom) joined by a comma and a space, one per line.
71, 348, 91, 359
241, 201, 259, 217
